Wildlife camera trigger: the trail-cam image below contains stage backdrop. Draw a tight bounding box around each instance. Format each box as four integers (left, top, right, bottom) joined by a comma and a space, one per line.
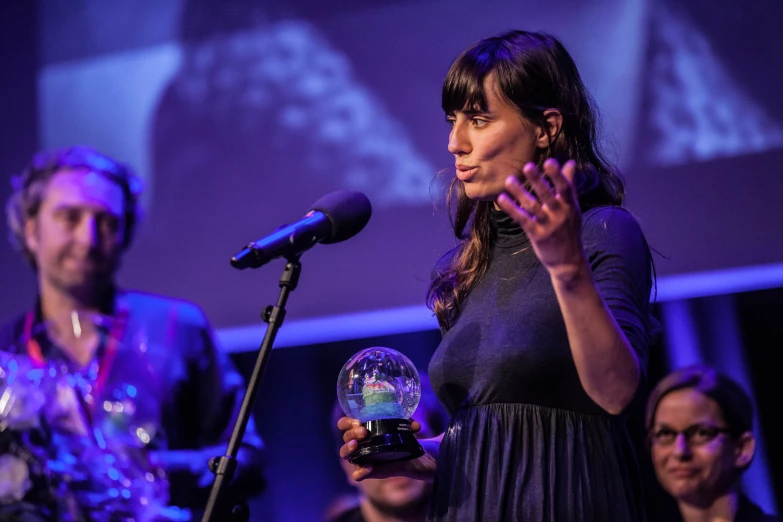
0, 2, 781, 521
4, 0, 783, 346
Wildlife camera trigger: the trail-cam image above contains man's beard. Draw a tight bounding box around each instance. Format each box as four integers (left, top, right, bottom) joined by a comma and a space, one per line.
52, 252, 118, 305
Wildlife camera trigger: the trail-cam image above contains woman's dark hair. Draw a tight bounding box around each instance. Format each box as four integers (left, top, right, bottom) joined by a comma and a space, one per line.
427, 30, 627, 329
6, 146, 143, 266
645, 365, 754, 439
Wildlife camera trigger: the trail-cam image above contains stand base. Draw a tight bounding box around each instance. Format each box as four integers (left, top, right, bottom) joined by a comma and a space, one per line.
349, 418, 424, 465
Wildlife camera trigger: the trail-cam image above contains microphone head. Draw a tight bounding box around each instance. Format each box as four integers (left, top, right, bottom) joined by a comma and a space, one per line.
310, 190, 372, 244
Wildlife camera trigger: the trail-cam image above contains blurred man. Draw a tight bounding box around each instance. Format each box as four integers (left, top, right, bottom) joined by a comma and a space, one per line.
326, 374, 449, 522
0, 146, 264, 519
646, 365, 780, 522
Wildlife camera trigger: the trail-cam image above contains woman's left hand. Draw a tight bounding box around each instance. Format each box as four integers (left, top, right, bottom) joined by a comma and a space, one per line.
496, 158, 586, 282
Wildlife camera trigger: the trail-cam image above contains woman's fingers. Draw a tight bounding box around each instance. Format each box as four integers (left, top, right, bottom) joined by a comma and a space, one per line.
338, 416, 368, 444
352, 465, 375, 481
340, 439, 359, 459
338, 416, 368, 462
497, 191, 534, 225
342, 424, 368, 444
501, 176, 542, 224
544, 158, 576, 198
524, 161, 558, 208
337, 416, 358, 431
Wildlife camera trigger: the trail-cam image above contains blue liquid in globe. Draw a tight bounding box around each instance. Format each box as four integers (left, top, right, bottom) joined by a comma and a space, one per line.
359, 402, 405, 422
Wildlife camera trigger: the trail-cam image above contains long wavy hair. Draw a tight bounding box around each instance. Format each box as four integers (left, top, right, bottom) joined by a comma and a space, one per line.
427, 30, 626, 330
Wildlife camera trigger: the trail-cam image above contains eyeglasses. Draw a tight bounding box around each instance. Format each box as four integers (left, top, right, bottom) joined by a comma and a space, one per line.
649, 424, 732, 447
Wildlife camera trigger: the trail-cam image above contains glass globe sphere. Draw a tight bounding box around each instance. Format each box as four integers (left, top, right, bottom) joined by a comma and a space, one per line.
337, 347, 421, 423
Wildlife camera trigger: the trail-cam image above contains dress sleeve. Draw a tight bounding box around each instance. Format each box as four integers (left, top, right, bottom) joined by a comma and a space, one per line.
581, 207, 658, 378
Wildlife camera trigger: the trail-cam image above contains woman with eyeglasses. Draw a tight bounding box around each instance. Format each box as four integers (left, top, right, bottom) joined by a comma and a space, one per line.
646, 365, 780, 522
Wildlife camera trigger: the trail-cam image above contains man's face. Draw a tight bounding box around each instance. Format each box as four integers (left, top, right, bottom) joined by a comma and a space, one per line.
25, 168, 126, 297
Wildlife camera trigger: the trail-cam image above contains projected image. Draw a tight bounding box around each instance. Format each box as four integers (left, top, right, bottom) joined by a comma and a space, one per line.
645, 2, 783, 166
36, 0, 783, 330
159, 20, 435, 207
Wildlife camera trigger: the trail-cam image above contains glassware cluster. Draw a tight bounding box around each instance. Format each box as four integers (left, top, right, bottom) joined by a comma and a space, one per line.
0, 312, 190, 521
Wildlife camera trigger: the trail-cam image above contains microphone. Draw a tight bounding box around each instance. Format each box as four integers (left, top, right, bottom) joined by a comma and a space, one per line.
230, 190, 372, 269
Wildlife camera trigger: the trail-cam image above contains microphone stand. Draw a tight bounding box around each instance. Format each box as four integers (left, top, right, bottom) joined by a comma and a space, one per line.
201, 257, 302, 522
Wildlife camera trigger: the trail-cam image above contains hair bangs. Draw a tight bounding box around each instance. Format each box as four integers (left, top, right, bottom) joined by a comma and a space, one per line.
442, 48, 494, 115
